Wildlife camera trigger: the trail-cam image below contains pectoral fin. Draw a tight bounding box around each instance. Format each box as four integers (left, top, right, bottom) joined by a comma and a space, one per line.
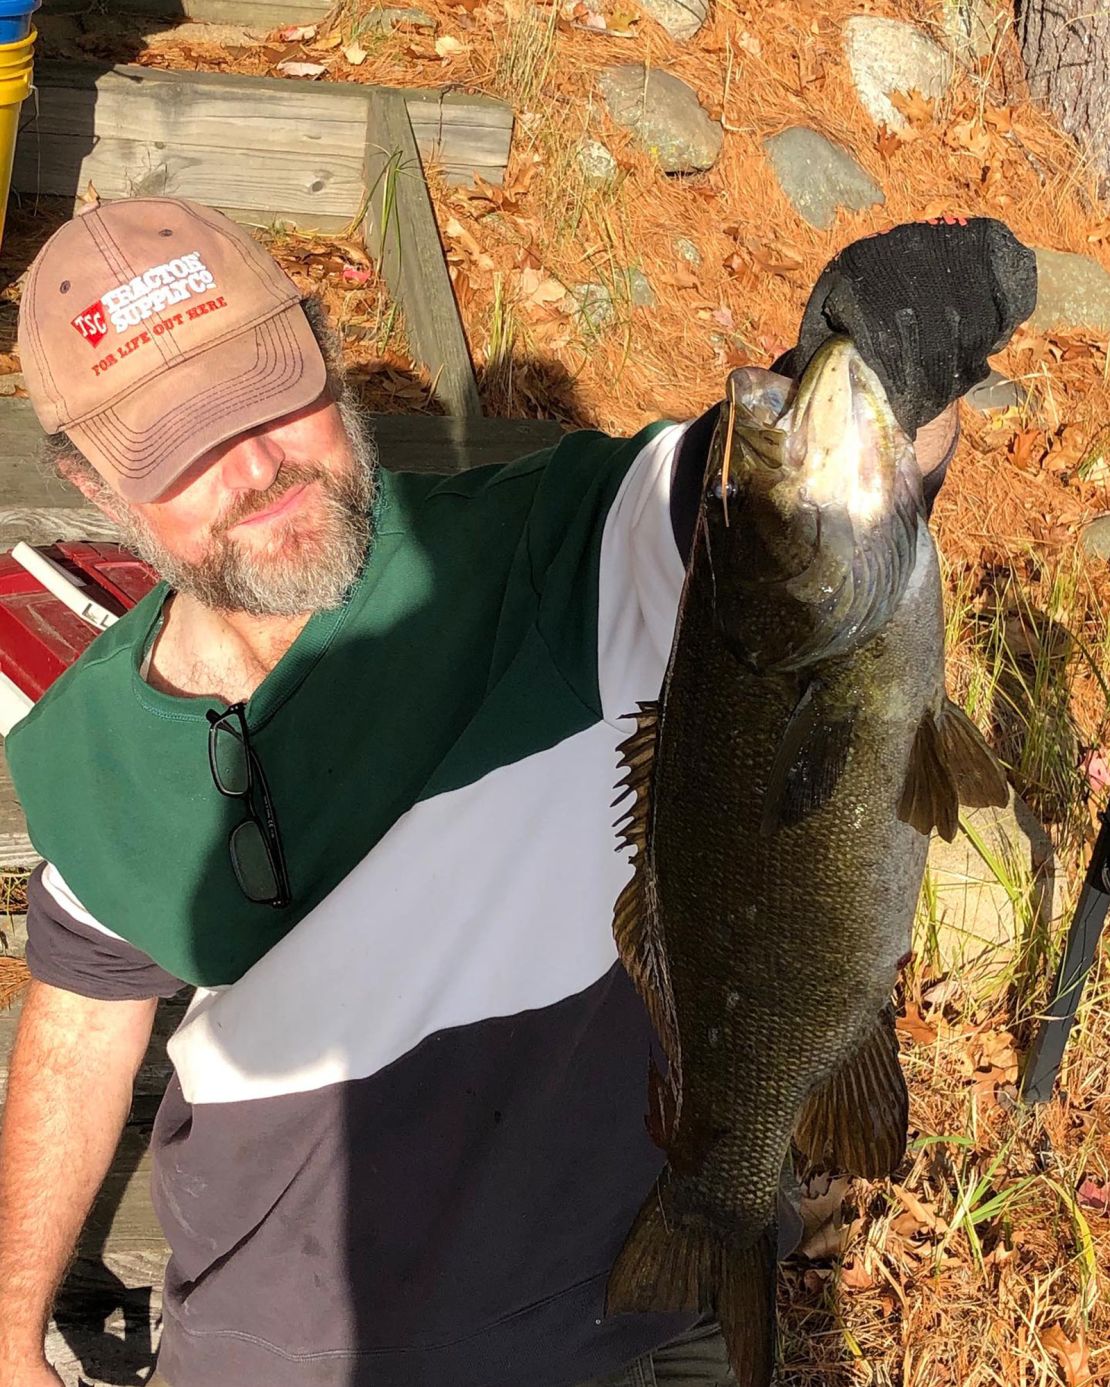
761, 681, 856, 835
794, 1005, 908, 1180
898, 697, 1008, 843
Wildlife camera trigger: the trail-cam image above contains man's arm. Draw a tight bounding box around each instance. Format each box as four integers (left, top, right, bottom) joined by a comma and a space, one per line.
0, 980, 158, 1384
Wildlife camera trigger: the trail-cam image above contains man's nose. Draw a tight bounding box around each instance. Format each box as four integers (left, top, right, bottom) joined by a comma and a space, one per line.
219, 428, 285, 491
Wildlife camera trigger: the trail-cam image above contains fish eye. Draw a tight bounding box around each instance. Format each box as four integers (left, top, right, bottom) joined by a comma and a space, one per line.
709, 474, 739, 505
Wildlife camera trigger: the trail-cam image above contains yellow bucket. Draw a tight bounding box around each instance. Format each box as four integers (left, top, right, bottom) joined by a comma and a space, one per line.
0, 30, 34, 251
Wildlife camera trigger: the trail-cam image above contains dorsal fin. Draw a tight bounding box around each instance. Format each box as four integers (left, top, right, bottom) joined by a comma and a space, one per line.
612, 702, 681, 1085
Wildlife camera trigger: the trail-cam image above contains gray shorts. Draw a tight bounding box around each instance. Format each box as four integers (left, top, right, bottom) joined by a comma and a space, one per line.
148, 1319, 736, 1387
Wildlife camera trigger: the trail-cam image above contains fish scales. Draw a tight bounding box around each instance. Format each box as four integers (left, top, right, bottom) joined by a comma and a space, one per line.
606, 339, 1008, 1387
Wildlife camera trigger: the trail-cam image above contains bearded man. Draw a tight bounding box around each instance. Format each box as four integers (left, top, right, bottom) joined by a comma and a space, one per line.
0, 196, 1035, 1387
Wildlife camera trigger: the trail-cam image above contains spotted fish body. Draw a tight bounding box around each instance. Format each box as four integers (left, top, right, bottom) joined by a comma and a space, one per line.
607, 340, 1007, 1386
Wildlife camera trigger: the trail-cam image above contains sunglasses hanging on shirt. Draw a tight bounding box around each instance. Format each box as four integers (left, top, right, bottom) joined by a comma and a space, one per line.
206, 702, 291, 909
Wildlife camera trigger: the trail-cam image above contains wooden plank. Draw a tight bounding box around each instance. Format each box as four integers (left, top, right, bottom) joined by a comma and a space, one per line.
60, 0, 324, 20
47, 1251, 166, 1387
0, 747, 35, 867
79, 1130, 165, 1254
365, 89, 481, 419
0, 507, 119, 547
12, 63, 513, 225
0, 398, 564, 493
14, 62, 369, 224
0, 911, 26, 955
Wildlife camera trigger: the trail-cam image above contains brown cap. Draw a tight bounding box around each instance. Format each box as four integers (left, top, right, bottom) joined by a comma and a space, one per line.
18, 196, 327, 502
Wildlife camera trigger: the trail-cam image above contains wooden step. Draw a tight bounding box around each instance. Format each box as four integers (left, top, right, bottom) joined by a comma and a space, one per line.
15, 60, 514, 223
47, 1248, 167, 1387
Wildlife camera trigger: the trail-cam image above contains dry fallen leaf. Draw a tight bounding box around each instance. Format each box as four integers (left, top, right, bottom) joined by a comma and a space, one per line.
518, 267, 567, 312
343, 40, 368, 64
891, 1184, 948, 1233
607, 7, 640, 33
896, 1003, 938, 1046
1041, 1324, 1092, 1387
838, 1257, 874, 1290
276, 59, 327, 77
434, 34, 467, 55
278, 22, 317, 40
316, 29, 344, 49
890, 88, 935, 128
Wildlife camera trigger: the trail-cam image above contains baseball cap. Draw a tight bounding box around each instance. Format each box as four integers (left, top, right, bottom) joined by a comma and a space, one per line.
18, 196, 327, 502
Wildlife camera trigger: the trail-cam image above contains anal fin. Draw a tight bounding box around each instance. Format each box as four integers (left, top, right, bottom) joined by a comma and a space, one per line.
898, 697, 1008, 843
794, 1004, 908, 1180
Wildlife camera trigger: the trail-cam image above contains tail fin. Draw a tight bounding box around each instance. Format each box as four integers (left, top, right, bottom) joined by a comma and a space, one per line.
606, 1185, 777, 1387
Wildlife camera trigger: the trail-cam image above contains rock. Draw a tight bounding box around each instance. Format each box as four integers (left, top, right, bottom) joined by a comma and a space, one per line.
1030, 249, 1110, 334
674, 236, 701, 265
144, 21, 267, 47
843, 16, 954, 131
597, 65, 723, 174
572, 283, 614, 330
576, 139, 619, 185
964, 369, 1026, 412
940, 0, 1006, 64
627, 267, 655, 307
763, 127, 884, 230
1081, 515, 1110, 560
635, 0, 708, 41
922, 789, 1060, 997
359, 5, 437, 28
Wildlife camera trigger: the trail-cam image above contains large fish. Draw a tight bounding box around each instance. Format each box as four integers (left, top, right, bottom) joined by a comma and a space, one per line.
607, 338, 1007, 1385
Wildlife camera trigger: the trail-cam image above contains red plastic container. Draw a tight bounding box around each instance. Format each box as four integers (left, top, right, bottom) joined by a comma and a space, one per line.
0, 542, 157, 703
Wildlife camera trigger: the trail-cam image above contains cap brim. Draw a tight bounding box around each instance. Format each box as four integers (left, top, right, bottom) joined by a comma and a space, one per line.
65, 305, 328, 503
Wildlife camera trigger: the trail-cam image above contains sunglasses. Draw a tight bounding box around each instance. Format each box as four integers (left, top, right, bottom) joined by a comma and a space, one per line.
206, 702, 291, 908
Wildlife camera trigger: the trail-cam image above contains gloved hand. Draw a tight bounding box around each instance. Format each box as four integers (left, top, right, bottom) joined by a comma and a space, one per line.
773, 217, 1038, 437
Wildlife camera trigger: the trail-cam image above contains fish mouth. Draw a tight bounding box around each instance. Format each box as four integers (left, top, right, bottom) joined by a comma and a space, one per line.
714, 338, 924, 671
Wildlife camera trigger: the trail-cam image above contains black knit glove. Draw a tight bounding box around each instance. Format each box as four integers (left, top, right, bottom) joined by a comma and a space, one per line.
773, 217, 1038, 436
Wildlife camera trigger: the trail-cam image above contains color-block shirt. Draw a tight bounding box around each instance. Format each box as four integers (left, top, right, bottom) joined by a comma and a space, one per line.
8, 422, 699, 1387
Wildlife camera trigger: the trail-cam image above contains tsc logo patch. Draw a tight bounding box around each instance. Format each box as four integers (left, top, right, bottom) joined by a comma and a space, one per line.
70, 252, 218, 347
71, 301, 109, 347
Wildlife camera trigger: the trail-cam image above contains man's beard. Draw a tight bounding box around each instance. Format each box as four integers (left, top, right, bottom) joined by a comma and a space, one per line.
118, 396, 378, 618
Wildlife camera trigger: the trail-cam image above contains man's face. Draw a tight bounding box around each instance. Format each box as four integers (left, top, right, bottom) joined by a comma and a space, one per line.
99, 392, 376, 617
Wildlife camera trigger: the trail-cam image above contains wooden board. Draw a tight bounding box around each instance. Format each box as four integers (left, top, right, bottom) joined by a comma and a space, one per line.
364, 89, 481, 419
48, 1250, 167, 1387
0, 397, 563, 481
12, 62, 513, 226
47, 0, 324, 21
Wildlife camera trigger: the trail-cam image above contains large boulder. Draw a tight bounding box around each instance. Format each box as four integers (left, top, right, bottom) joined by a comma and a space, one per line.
921, 790, 1060, 998
763, 127, 884, 229
636, 0, 709, 40
1030, 249, 1110, 334
843, 16, 954, 130
598, 65, 723, 173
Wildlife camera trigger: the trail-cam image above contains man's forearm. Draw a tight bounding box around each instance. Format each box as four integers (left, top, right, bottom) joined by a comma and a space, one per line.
0, 982, 156, 1364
